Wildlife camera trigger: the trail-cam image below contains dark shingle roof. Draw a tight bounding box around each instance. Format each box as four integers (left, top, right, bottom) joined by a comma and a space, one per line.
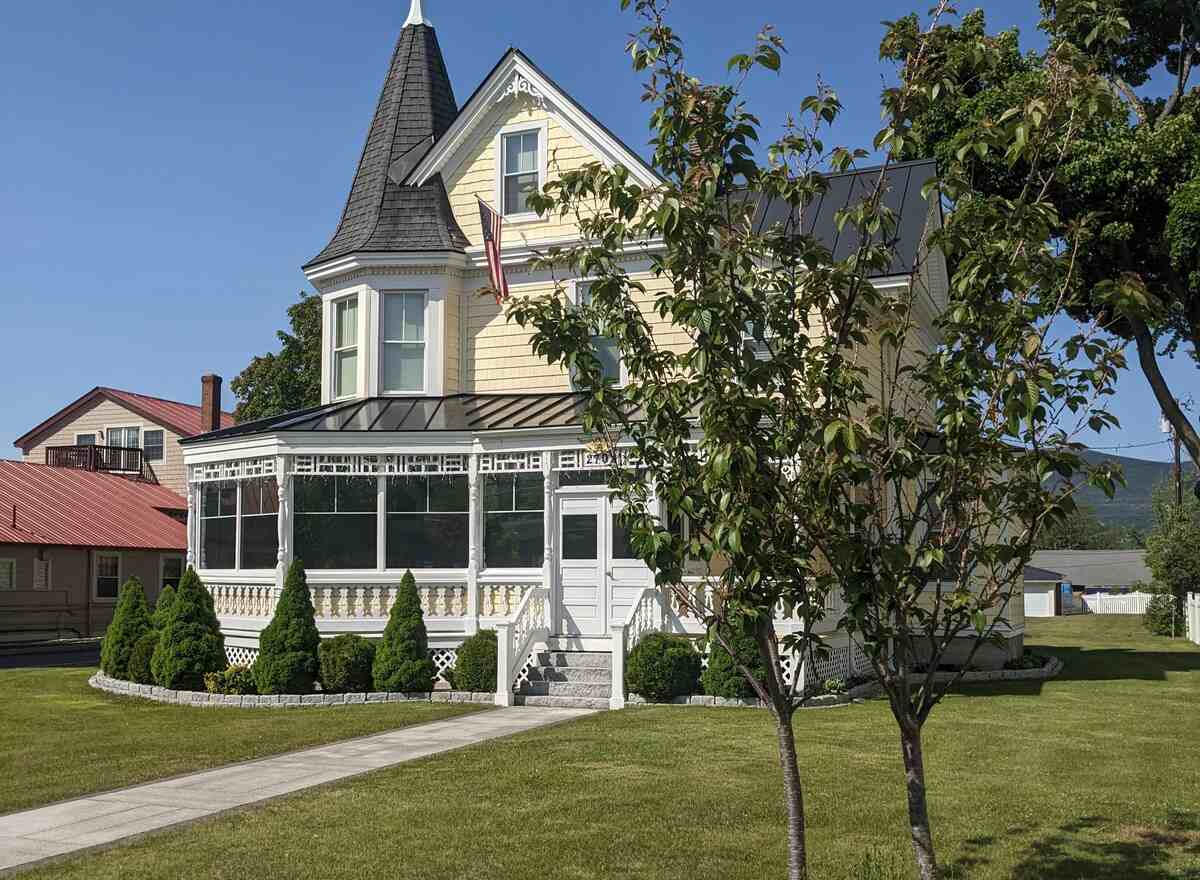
305, 22, 468, 268
1023, 565, 1064, 583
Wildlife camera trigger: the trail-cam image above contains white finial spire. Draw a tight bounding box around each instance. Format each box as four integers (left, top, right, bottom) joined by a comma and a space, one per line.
404, 0, 431, 27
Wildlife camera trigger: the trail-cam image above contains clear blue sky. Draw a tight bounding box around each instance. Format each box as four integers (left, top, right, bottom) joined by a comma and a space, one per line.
2, 0, 1194, 462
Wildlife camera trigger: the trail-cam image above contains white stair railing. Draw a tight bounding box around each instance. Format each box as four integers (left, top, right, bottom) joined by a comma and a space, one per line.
610, 587, 670, 710
494, 586, 550, 706
1188, 593, 1200, 646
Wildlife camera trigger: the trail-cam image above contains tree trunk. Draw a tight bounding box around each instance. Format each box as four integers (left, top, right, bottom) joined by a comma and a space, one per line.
1128, 314, 1200, 466
899, 721, 939, 880
774, 710, 809, 880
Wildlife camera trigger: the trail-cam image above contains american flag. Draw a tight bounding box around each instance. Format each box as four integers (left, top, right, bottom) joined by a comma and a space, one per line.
478, 197, 509, 303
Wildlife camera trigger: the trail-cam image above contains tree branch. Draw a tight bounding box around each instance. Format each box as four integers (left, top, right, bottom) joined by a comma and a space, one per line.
1160, 16, 1195, 121
1108, 75, 1148, 124
1126, 312, 1200, 465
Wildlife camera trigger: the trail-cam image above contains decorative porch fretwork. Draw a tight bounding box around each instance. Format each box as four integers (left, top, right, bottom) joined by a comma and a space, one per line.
290, 453, 468, 477
478, 452, 542, 473
555, 448, 637, 471
191, 458, 276, 484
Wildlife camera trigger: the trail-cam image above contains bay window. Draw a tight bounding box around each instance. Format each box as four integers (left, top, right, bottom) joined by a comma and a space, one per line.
200, 481, 237, 569
386, 475, 468, 568
483, 472, 544, 568
240, 477, 280, 569
501, 129, 540, 216
333, 296, 359, 399
382, 292, 426, 393
294, 476, 377, 569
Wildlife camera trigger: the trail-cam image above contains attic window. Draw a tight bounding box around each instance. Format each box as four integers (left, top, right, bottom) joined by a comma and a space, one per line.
501, 130, 540, 216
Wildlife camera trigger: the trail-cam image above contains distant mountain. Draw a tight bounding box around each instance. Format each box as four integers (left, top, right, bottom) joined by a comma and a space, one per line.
1070, 451, 1197, 533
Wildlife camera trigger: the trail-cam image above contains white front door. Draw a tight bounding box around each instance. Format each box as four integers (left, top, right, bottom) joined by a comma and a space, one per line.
607, 498, 653, 625
558, 496, 606, 637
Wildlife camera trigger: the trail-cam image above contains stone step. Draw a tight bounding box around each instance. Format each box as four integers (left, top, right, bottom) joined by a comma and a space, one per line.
516, 694, 611, 710
525, 665, 611, 684
519, 680, 610, 699
536, 651, 612, 669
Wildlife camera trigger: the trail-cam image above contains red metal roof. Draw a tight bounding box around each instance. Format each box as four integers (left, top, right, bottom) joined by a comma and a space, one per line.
13, 387, 235, 450
0, 461, 186, 550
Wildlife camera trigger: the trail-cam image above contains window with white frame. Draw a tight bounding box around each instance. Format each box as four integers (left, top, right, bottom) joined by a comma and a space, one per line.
95, 553, 120, 599
75, 433, 96, 446
333, 296, 359, 399
106, 426, 140, 449
143, 429, 164, 462
483, 473, 544, 568
0, 559, 14, 591
200, 481, 237, 569
294, 476, 377, 569
240, 477, 280, 570
575, 281, 623, 385
160, 555, 184, 591
501, 129, 540, 216
386, 475, 469, 568
382, 292, 426, 394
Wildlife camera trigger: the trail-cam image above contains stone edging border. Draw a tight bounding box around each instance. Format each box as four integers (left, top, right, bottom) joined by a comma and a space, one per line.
624, 655, 1062, 711
89, 672, 495, 708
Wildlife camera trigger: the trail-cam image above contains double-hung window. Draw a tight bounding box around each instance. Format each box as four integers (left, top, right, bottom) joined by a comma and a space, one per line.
160, 556, 184, 591
294, 476, 377, 569
95, 553, 120, 600
576, 282, 623, 385
386, 475, 469, 568
106, 426, 140, 449
200, 481, 237, 569
0, 559, 14, 591
382, 292, 425, 394
143, 430, 164, 462
501, 130, 540, 216
333, 296, 359, 399
483, 473, 544, 568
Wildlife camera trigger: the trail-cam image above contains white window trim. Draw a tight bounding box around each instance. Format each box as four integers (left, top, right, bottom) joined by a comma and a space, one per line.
93, 551, 122, 603
142, 428, 166, 463
568, 278, 628, 388
494, 119, 549, 224
331, 294, 361, 401
379, 290, 429, 396
75, 433, 96, 446
0, 558, 15, 591
159, 554, 185, 592
101, 423, 147, 473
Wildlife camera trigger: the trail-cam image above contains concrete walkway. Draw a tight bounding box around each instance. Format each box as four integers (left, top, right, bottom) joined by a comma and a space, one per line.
0, 705, 593, 874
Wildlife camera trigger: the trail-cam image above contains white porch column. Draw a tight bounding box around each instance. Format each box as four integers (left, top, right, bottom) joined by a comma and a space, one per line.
542, 453, 557, 634
466, 453, 480, 634
185, 482, 196, 570
275, 455, 292, 592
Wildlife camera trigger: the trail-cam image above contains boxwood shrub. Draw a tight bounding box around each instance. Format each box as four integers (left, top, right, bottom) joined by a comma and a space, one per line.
625, 633, 701, 702
702, 620, 768, 699
254, 559, 321, 695
204, 665, 257, 695
373, 570, 435, 692
451, 629, 497, 691
127, 629, 159, 685
100, 577, 152, 680
150, 567, 226, 691
318, 634, 377, 694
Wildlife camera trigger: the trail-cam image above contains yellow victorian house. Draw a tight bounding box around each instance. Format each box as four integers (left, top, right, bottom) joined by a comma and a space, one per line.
181, 0, 984, 707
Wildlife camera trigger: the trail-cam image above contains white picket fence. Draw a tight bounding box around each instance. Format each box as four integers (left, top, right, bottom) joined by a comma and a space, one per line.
1081, 591, 1153, 615
1187, 593, 1200, 646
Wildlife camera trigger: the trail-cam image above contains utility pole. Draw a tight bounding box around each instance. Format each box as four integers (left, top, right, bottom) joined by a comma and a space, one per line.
1163, 415, 1184, 508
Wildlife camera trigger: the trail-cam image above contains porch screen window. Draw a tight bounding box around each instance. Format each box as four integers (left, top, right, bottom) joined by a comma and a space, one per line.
333, 296, 359, 399
483, 473, 544, 568
200, 481, 237, 569
96, 554, 120, 599
240, 477, 280, 570
577, 283, 621, 384
382, 292, 425, 393
294, 476, 377, 569
386, 475, 468, 568
106, 426, 140, 449
143, 430, 164, 462
502, 130, 539, 215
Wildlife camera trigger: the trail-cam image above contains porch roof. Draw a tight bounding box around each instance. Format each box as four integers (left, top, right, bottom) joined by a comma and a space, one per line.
180, 393, 592, 444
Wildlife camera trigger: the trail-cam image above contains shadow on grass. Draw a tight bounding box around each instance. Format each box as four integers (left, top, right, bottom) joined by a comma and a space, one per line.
945, 813, 1200, 880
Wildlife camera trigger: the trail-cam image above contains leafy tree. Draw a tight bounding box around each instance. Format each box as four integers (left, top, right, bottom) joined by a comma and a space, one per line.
1034, 504, 1129, 549
372, 571, 435, 692
1146, 483, 1200, 606
230, 291, 321, 422
151, 567, 226, 691
890, 0, 1200, 466
506, 3, 1121, 877
100, 577, 152, 680
254, 560, 321, 695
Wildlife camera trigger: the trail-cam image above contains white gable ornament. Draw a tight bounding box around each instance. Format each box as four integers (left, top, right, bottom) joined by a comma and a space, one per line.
497, 73, 548, 110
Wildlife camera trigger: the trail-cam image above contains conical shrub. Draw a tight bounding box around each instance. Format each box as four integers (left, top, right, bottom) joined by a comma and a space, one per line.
151, 584, 177, 629
254, 560, 321, 695
372, 571, 434, 692
151, 566, 225, 691
100, 577, 152, 680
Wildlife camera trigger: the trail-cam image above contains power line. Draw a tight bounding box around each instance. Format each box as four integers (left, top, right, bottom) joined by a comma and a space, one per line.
1084, 439, 1172, 452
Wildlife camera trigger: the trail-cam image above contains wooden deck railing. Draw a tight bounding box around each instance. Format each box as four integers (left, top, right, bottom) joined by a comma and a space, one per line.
45, 444, 143, 475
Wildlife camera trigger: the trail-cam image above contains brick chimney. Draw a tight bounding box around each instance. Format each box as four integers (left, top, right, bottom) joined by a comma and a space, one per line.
200, 374, 223, 433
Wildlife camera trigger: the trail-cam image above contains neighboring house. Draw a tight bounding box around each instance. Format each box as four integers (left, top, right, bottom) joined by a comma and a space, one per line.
179, 2, 998, 701
14, 377, 234, 496
0, 460, 186, 640
1022, 564, 1066, 618
1030, 550, 1152, 593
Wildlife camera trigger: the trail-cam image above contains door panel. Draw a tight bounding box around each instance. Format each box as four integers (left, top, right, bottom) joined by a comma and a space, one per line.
557, 497, 605, 637
608, 504, 652, 624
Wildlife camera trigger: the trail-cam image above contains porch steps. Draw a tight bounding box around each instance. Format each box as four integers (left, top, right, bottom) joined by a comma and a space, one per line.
515, 651, 613, 710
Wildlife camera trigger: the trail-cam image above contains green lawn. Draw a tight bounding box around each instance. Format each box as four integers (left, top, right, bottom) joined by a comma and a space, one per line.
15, 617, 1200, 880
0, 667, 482, 814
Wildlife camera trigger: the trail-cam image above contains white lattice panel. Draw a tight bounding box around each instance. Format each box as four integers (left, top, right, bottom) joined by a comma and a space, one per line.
191, 457, 276, 484
478, 452, 542, 472
511, 651, 537, 692
226, 646, 259, 667
431, 648, 458, 684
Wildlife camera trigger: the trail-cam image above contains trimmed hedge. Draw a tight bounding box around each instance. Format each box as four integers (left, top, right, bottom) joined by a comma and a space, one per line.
205, 665, 257, 695
625, 633, 701, 702
451, 629, 497, 691
372, 571, 435, 692
319, 634, 377, 694
100, 577, 152, 680
150, 567, 226, 691
702, 620, 768, 699
127, 630, 159, 685
151, 584, 177, 629
254, 560, 321, 695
